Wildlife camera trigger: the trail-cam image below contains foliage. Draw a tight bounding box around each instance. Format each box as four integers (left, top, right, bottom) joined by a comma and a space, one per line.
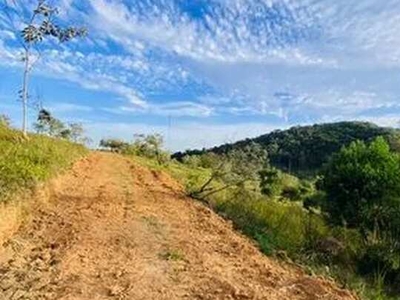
259, 167, 282, 197
321, 137, 400, 230
100, 133, 171, 165
174, 122, 400, 177
320, 137, 400, 294
139, 140, 399, 299
21, 2, 87, 44
0, 123, 87, 201
189, 142, 268, 200
33, 109, 88, 143
3, 0, 87, 134
130, 134, 168, 165
99, 138, 128, 152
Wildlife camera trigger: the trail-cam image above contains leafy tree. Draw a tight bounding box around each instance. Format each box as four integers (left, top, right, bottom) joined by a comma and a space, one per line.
259, 167, 282, 197
33, 108, 67, 137
2, 0, 87, 135
99, 139, 127, 152
33, 109, 87, 143
130, 134, 169, 165
321, 137, 400, 235
191, 143, 268, 200
174, 122, 400, 177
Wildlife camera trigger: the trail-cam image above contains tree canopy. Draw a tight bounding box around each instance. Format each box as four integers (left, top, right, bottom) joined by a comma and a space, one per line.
173, 122, 400, 177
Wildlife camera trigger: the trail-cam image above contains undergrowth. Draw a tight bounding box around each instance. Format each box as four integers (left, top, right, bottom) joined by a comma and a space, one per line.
130, 154, 397, 300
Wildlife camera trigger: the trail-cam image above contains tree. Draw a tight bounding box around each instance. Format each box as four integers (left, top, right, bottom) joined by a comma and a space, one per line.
33, 108, 65, 137
0, 115, 11, 127
259, 167, 282, 197
3, 1, 87, 136
320, 138, 400, 285
68, 123, 85, 143
174, 122, 399, 177
99, 139, 127, 153
321, 137, 400, 235
191, 143, 268, 200
131, 134, 169, 165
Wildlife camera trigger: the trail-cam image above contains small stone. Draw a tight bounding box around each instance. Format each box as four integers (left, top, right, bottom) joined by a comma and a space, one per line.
12, 290, 26, 299
0, 279, 13, 290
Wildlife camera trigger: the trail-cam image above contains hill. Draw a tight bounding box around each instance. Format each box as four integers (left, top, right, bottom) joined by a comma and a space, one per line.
0, 153, 355, 299
173, 121, 400, 176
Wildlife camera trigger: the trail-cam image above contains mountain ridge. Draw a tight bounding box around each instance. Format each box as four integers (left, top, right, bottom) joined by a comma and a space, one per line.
173, 121, 400, 176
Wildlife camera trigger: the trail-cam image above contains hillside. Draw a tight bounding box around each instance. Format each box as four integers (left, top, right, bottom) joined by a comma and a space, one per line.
173, 121, 400, 176
0, 153, 355, 299
0, 123, 87, 202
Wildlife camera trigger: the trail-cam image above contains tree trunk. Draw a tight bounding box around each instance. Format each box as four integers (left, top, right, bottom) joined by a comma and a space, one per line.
21, 50, 30, 137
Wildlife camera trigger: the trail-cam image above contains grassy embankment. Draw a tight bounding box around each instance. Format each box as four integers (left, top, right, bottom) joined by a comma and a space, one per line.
0, 123, 87, 241
131, 155, 392, 300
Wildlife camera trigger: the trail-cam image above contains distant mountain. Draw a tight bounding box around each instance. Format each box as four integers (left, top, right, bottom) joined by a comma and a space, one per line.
173, 122, 400, 177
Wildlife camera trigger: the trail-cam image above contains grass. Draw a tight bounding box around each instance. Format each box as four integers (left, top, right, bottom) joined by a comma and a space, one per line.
129, 154, 395, 300
159, 249, 185, 261
0, 124, 88, 202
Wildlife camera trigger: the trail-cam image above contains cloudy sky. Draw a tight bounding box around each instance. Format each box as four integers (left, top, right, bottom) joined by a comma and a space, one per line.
1, 0, 400, 150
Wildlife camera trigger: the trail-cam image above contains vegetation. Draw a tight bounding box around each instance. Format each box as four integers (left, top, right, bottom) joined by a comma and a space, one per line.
33, 109, 88, 143
127, 126, 400, 299
100, 134, 170, 165
318, 137, 400, 296
173, 122, 400, 177
189, 143, 267, 200
2, 118, 398, 298
2, 0, 87, 135
0, 121, 87, 201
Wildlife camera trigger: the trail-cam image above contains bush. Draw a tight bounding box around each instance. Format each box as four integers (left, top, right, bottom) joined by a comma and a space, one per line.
320, 137, 400, 295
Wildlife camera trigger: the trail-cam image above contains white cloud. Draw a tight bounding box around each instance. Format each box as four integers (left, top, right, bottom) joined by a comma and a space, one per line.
103, 101, 214, 118
87, 0, 331, 66
1, 0, 400, 150
47, 102, 93, 113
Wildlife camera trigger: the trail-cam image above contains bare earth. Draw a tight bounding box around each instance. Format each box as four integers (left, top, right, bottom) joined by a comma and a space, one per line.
0, 153, 357, 300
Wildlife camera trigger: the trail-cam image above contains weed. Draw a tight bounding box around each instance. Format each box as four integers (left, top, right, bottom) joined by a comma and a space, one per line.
160, 249, 184, 261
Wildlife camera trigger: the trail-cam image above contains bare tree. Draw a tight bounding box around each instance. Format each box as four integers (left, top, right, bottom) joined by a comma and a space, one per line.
2, 0, 87, 136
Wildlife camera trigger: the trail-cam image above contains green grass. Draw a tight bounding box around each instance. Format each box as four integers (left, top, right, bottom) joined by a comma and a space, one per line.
159, 249, 185, 261
0, 124, 88, 201
129, 154, 395, 300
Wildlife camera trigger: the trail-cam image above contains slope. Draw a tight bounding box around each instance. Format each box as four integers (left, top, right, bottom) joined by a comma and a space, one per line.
173, 121, 400, 176
0, 152, 356, 300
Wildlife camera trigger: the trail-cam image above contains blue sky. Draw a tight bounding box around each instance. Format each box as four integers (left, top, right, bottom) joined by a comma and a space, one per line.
1, 0, 400, 150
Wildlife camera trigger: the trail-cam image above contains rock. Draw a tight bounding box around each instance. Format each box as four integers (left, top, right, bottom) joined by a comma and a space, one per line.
12, 290, 26, 299
0, 279, 14, 291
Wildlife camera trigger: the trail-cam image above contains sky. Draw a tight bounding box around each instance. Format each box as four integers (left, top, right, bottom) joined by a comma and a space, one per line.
0, 0, 400, 151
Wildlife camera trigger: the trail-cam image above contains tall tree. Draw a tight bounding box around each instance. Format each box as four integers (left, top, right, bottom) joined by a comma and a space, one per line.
2, 0, 86, 136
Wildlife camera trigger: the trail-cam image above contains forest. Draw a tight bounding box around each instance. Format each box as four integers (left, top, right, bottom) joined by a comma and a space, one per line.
173, 122, 400, 177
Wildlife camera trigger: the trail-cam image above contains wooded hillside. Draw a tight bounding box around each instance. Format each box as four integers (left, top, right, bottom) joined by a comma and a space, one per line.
173, 122, 400, 176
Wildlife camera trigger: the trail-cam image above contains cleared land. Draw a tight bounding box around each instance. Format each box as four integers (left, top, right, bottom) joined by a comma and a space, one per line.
0, 153, 356, 299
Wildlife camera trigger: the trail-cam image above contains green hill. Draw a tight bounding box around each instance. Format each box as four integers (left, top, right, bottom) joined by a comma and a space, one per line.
173, 121, 400, 176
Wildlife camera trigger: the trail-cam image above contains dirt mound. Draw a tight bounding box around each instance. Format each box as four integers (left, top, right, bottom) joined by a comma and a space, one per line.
0, 153, 357, 299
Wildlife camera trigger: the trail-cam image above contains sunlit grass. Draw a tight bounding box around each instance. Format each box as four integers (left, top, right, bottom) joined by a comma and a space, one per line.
0, 124, 88, 201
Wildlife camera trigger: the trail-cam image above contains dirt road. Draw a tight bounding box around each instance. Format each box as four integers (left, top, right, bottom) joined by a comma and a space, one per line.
0, 153, 356, 299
